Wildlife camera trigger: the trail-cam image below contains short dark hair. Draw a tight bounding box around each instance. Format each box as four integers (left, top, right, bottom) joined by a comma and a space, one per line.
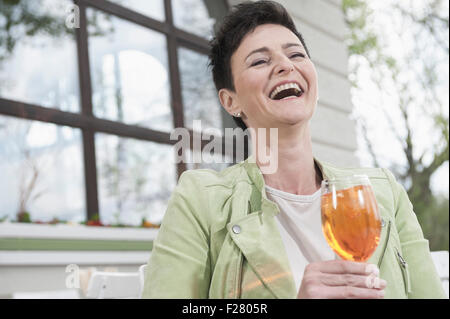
209, 0, 310, 130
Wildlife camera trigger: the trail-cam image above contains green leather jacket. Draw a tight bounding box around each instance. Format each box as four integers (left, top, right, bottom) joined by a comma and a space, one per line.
142, 156, 446, 299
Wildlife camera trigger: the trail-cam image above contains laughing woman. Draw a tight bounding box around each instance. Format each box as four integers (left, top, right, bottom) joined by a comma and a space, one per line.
142, 1, 446, 299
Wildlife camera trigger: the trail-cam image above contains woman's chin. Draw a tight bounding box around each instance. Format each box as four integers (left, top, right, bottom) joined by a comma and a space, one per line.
274, 109, 313, 127
267, 98, 314, 121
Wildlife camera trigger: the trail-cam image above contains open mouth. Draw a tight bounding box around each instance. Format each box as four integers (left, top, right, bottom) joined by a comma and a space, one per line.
269, 82, 304, 101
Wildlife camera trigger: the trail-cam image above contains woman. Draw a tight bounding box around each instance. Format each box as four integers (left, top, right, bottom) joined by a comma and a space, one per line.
142, 1, 446, 299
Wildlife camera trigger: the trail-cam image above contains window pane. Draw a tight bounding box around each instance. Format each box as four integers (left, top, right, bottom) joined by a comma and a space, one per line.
96, 134, 176, 226
178, 47, 223, 132
0, 116, 85, 222
108, 0, 165, 21
0, 0, 79, 111
88, 9, 172, 132
172, 0, 215, 39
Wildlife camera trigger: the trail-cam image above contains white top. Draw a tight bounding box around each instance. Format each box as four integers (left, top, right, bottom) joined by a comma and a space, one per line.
265, 185, 336, 292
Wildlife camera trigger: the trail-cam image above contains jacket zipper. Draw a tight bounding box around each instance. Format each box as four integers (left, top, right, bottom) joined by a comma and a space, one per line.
377, 219, 391, 268
395, 246, 411, 295
234, 253, 244, 298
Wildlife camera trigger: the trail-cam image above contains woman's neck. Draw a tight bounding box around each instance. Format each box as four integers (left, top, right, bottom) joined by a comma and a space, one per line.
254, 124, 321, 196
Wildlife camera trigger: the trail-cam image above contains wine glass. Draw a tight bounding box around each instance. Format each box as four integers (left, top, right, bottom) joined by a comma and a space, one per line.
320, 175, 382, 262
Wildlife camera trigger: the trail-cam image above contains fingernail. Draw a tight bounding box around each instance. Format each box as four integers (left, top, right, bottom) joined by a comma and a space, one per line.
365, 264, 379, 276
373, 277, 380, 288
378, 290, 385, 298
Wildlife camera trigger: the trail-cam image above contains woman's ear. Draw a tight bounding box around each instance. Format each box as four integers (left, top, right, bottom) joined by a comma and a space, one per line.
218, 88, 241, 116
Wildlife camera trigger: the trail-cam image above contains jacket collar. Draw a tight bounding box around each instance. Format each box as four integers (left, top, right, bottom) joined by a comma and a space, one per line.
242, 154, 335, 213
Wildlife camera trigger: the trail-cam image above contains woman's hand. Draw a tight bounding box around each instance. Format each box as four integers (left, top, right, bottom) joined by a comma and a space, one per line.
297, 260, 387, 299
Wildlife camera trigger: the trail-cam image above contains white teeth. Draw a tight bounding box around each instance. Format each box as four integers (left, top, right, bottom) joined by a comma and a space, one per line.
269, 82, 302, 99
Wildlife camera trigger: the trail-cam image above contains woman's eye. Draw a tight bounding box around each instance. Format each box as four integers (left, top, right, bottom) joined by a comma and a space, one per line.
251, 60, 267, 66
290, 53, 306, 59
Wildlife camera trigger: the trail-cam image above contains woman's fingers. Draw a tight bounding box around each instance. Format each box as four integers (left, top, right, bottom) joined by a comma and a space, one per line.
322, 286, 385, 299
298, 261, 387, 299
309, 260, 379, 276
319, 273, 387, 290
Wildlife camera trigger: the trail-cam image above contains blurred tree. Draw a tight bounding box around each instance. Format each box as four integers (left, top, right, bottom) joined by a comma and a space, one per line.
343, 0, 449, 250
0, 0, 112, 64
0, 0, 66, 63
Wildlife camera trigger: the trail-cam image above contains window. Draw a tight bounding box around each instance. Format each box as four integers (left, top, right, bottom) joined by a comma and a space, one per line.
0, 0, 79, 111
107, 0, 165, 21
87, 9, 172, 132
178, 46, 222, 131
96, 133, 176, 226
0, 117, 85, 223
0, 0, 230, 226
172, 0, 216, 40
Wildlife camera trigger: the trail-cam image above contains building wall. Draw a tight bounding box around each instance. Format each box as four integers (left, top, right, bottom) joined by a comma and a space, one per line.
228, 0, 359, 166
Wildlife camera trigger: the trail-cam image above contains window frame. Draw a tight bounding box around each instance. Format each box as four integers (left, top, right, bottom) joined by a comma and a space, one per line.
0, 0, 231, 222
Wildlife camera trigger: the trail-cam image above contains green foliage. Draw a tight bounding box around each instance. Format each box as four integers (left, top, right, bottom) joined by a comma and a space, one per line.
0, 0, 68, 63
0, 0, 113, 63
416, 195, 449, 251
343, 0, 375, 54
17, 211, 31, 223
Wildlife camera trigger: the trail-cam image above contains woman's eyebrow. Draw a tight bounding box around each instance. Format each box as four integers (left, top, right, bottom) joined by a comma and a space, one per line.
245, 47, 269, 61
282, 43, 302, 50
244, 43, 303, 61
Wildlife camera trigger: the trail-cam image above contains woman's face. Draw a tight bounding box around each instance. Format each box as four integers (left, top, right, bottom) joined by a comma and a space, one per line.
220, 24, 318, 130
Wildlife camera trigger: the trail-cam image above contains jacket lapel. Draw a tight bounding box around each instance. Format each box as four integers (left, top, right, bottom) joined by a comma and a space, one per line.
226, 206, 297, 299
224, 156, 296, 298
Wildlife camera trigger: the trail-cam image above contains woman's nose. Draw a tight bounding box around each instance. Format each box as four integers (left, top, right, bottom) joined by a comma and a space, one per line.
273, 55, 294, 75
